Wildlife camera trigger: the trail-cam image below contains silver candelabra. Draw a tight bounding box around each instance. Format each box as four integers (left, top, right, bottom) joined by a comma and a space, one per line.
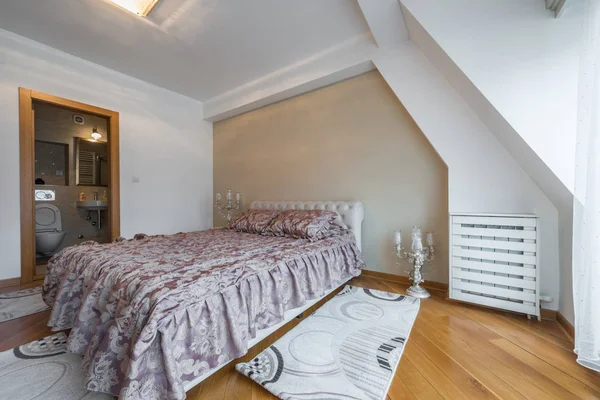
215, 189, 241, 225
394, 227, 435, 298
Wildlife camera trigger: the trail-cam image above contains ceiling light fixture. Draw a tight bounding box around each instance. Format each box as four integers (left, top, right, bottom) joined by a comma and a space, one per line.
91, 128, 102, 141
106, 0, 161, 17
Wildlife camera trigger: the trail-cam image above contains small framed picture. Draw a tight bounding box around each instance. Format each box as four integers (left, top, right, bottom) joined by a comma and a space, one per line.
73, 114, 85, 125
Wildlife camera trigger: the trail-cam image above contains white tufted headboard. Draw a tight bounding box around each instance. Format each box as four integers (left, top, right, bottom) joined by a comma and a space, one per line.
250, 201, 365, 251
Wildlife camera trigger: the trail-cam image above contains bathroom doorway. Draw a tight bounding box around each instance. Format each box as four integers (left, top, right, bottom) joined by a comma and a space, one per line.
19, 89, 120, 283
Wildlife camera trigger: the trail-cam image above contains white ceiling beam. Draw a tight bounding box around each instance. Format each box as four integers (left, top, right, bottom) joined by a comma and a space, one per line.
547, 0, 567, 17
356, 0, 409, 48
204, 1, 413, 121
204, 34, 377, 121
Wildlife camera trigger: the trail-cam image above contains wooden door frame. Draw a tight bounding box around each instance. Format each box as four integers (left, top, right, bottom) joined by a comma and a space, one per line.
19, 88, 120, 284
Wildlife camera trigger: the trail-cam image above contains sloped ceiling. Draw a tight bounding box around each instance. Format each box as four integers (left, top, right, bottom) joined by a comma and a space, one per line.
0, 0, 372, 100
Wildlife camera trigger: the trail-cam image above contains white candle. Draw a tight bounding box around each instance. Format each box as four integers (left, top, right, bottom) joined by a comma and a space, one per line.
226, 189, 232, 202
411, 227, 423, 252
394, 230, 402, 246
426, 232, 434, 247
236, 192, 240, 203
216, 193, 221, 202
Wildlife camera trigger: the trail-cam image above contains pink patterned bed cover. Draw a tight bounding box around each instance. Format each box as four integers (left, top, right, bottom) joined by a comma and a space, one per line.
42, 228, 364, 399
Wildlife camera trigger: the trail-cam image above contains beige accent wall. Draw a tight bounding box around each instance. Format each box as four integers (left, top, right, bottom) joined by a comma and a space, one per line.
214, 71, 449, 283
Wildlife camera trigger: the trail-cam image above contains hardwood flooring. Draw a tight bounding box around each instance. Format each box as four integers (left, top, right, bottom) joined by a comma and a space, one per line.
0, 275, 598, 400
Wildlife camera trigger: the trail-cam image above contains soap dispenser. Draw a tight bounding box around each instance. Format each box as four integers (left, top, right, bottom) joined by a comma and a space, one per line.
79, 190, 86, 201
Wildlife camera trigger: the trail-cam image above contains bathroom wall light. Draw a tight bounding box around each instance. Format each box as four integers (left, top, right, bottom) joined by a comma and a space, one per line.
106, 0, 161, 17
91, 128, 102, 141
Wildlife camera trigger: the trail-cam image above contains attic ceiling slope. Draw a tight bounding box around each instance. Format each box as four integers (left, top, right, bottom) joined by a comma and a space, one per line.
399, 3, 573, 209
399, 0, 582, 194
204, 0, 412, 120
204, 33, 377, 121
0, 0, 371, 100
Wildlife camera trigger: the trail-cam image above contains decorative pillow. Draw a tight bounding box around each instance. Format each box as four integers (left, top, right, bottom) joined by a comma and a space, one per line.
331, 213, 348, 229
230, 209, 281, 234
264, 210, 337, 240
315, 223, 346, 239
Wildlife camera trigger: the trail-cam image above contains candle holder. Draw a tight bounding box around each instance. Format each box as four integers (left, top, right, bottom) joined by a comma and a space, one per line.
394, 227, 435, 298
215, 189, 241, 225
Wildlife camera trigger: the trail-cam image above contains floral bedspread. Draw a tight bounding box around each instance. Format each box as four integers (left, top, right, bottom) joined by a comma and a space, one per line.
42, 228, 364, 399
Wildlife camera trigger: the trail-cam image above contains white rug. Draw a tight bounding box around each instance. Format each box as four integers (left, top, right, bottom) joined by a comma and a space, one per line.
0, 287, 50, 323
0, 333, 112, 400
236, 285, 420, 400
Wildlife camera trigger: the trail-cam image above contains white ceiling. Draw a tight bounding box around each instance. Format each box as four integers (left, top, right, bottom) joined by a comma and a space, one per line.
0, 0, 372, 101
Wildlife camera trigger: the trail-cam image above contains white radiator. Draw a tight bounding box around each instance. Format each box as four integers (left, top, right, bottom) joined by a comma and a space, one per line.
449, 213, 540, 320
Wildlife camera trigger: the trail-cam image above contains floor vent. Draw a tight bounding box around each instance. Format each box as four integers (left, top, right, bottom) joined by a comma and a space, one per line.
449, 213, 540, 320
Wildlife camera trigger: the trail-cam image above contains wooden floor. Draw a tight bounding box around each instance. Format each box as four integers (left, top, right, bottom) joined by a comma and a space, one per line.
1, 275, 598, 400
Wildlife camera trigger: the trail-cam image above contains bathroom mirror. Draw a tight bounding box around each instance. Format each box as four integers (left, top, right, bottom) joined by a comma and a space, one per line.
74, 137, 108, 186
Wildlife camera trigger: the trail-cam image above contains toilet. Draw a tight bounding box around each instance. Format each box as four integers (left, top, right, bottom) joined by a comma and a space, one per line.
35, 203, 67, 256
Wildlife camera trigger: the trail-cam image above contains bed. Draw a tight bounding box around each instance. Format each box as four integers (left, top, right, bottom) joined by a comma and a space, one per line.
42, 200, 365, 400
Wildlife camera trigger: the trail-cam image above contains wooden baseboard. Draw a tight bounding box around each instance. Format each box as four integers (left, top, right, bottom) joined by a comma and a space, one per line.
540, 308, 557, 321
0, 277, 21, 288
361, 269, 448, 292
557, 312, 574, 341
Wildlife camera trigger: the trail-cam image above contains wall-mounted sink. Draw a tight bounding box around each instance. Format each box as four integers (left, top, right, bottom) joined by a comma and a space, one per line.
77, 201, 108, 210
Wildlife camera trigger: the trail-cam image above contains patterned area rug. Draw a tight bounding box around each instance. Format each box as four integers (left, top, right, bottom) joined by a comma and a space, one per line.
236, 285, 420, 400
0, 333, 112, 399
0, 287, 50, 323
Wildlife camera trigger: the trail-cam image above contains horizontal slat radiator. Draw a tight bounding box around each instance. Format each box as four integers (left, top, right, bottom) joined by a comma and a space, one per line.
449, 214, 540, 319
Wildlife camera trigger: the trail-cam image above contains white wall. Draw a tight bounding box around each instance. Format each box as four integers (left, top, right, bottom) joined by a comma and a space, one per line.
400, 0, 582, 322
0, 29, 213, 280
374, 44, 560, 310
401, 0, 583, 193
